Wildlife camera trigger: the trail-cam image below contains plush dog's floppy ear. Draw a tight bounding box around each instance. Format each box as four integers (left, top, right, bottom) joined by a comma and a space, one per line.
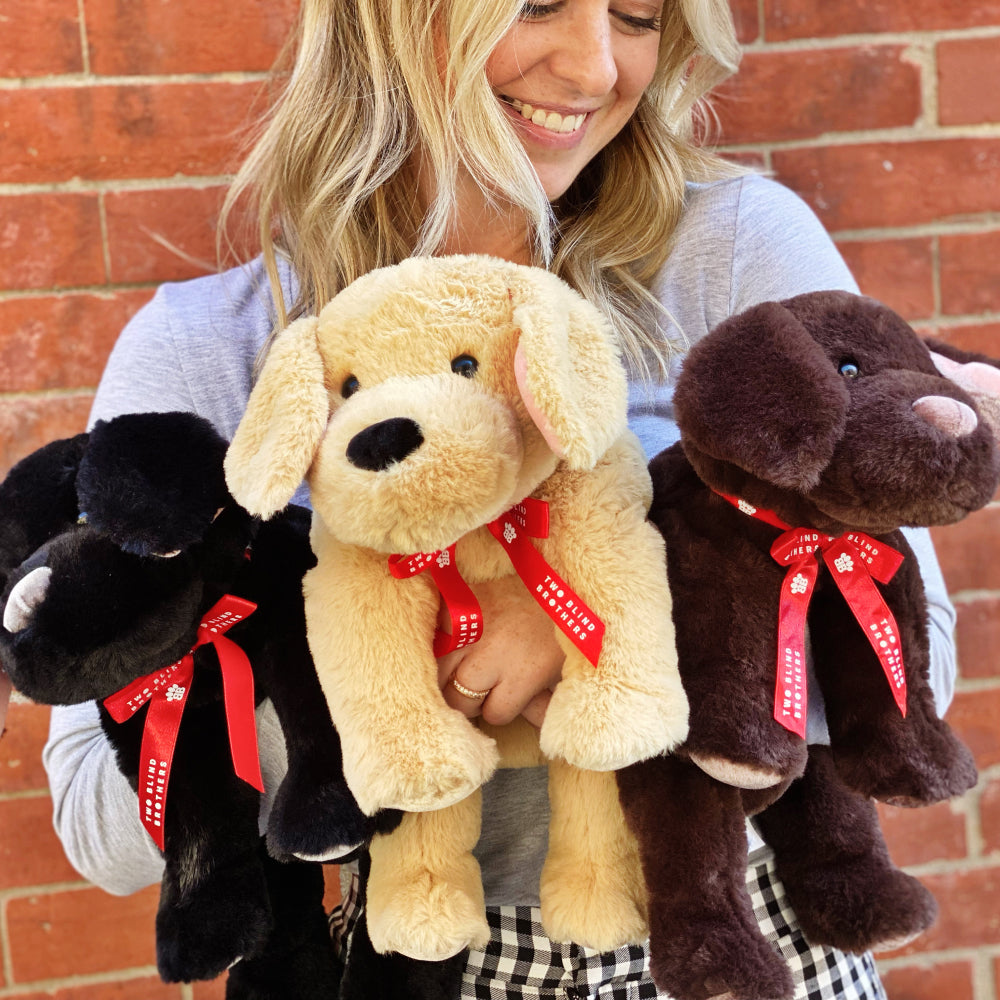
507, 268, 627, 470
225, 316, 328, 518
675, 300, 851, 492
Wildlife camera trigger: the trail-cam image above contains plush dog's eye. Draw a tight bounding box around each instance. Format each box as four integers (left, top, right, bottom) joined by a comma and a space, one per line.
451, 354, 479, 378
838, 360, 860, 379
341, 375, 361, 398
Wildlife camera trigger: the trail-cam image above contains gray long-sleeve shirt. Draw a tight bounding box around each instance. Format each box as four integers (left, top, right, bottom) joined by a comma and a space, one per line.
43, 174, 958, 904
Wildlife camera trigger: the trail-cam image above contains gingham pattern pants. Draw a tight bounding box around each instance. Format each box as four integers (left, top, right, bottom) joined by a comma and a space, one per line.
331, 853, 888, 1000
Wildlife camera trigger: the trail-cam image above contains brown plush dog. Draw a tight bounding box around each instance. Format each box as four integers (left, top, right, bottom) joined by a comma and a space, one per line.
225, 254, 687, 958
617, 291, 999, 1000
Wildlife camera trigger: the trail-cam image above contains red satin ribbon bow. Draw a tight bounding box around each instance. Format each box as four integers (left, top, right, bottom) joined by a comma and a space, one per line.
103, 595, 263, 849
716, 492, 907, 739
389, 498, 605, 667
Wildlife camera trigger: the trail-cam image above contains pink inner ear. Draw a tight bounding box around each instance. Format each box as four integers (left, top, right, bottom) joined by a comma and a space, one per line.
931, 351, 1000, 396
514, 341, 565, 458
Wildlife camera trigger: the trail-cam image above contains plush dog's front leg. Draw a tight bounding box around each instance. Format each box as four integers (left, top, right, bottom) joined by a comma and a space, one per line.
539, 437, 689, 771
306, 531, 499, 814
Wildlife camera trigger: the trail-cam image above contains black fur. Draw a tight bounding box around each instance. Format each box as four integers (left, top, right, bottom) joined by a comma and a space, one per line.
0, 413, 375, 993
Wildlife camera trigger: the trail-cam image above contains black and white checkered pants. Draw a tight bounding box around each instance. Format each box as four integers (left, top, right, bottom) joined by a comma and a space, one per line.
331, 853, 888, 1000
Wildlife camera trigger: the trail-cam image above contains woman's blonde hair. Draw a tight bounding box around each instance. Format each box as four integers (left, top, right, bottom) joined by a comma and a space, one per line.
222, 0, 742, 377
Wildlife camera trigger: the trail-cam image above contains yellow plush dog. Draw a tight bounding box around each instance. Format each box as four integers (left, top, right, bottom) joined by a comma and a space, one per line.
225, 254, 685, 957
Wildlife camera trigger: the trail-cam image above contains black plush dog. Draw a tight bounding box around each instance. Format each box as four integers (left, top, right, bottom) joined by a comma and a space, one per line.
0, 411, 372, 994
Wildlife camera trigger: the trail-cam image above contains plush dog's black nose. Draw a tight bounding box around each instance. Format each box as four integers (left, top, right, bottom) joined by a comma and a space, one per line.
346, 418, 424, 471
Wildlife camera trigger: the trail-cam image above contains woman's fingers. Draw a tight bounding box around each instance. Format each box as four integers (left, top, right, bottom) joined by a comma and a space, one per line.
438, 575, 564, 724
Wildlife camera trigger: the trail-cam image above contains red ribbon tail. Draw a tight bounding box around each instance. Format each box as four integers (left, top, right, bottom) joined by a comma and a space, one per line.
823, 544, 908, 718
430, 547, 484, 656
772, 560, 816, 738
214, 634, 264, 793
489, 518, 605, 667
136, 658, 193, 850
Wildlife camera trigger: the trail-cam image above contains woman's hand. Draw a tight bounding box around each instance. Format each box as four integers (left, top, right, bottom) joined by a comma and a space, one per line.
437, 575, 564, 728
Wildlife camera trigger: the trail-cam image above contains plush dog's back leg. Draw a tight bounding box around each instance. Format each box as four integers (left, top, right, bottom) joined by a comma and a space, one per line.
341, 852, 467, 1000
753, 745, 937, 953
365, 791, 489, 961
224, 843, 341, 1000
616, 753, 794, 1000
154, 694, 274, 983
540, 759, 647, 951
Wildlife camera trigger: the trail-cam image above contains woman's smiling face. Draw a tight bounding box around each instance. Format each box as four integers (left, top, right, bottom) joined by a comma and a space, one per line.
486, 0, 664, 201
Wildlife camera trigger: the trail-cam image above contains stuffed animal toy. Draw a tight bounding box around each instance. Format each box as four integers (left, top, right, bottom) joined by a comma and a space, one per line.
617, 290, 1000, 1000
224, 253, 684, 959
0, 411, 372, 995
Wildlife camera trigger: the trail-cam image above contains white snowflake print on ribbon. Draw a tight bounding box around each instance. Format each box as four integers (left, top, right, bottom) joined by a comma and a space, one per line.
503, 522, 517, 544
165, 684, 186, 702
834, 553, 855, 574
790, 573, 809, 595
436, 550, 451, 569
737, 499, 757, 516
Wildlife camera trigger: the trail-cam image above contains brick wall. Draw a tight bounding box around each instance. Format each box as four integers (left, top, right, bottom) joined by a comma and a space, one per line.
0, 0, 998, 997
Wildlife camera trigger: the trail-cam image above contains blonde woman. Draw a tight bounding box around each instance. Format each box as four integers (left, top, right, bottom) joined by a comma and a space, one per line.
45, 1, 956, 997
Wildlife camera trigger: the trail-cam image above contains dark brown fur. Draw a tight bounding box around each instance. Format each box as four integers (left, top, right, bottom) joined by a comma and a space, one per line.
618, 292, 999, 1000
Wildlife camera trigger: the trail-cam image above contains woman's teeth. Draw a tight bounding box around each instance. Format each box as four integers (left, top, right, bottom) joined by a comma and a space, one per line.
506, 97, 585, 134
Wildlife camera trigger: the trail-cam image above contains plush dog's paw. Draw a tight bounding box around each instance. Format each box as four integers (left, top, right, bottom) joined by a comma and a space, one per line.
649, 913, 794, 1000
540, 674, 688, 770
268, 771, 374, 862
367, 860, 490, 961
349, 713, 499, 813
688, 752, 788, 790
2, 566, 51, 633
156, 858, 272, 983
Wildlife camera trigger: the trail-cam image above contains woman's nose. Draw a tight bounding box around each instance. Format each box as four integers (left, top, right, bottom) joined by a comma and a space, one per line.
549, 12, 618, 97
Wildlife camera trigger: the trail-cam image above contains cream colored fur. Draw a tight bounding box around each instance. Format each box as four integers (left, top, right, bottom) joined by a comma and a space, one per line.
225, 254, 685, 956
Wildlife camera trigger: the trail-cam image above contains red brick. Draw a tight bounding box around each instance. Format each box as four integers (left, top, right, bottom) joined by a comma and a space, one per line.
955, 597, 1000, 681
191, 976, 228, 999
940, 230, 1000, 317
931, 506, 1000, 594
0, 703, 53, 793
16, 978, 181, 999
836, 238, 934, 320
938, 37, 1000, 127
982, 777, 1000, 854
0, 82, 261, 184
105, 186, 229, 284
717, 46, 920, 144
7, 884, 160, 981
764, 0, 1000, 40
0, 796, 81, 890
0, 0, 82, 78
84, 0, 296, 75
876, 798, 968, 868
0, 193, 104, 292
877, 960, 974, 1000
947, 685, 1000, 770
729, 0, 759, 44
0, 291, 152, 394
323, 863, 342, 912
931, 323, 1000, 357
773, 140, 1000, 232
0, 395, 92, 478
884, 865, 1000, 954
